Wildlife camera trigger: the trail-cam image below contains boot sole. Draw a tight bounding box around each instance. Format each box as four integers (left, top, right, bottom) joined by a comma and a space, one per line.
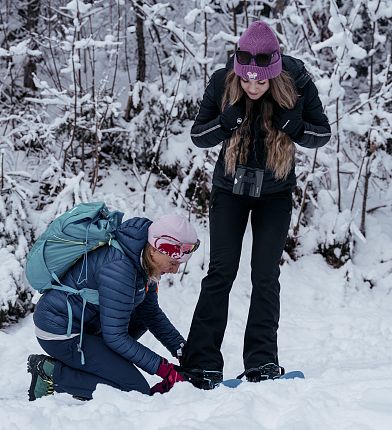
27, 355, 38, 401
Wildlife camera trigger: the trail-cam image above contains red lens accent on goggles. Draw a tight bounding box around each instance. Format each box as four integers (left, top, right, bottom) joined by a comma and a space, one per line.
153, 235, 200, 259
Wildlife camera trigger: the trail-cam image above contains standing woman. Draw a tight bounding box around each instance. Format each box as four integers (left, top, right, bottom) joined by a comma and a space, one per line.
180, 21, 331, 388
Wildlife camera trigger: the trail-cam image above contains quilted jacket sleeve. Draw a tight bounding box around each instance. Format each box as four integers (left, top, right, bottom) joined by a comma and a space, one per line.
190, 72, 233, 148
293, 79, 331, 148
97, 257, 161, 375
137, 285, 185, 357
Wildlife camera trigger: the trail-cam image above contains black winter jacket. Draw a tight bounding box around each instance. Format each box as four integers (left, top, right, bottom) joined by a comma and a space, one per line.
190, 55, 331, 195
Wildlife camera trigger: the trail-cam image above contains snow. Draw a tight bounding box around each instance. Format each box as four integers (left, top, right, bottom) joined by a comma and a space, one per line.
1, 208, 392, 428
160, 125, 194, 165
211, 31, 240, 44
0, 39, 42, 58
63, 0, 92, 15
184, 9, 202, 26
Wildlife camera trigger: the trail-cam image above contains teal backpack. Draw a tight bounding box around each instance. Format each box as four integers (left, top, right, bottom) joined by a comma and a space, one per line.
25, 201, 124, 364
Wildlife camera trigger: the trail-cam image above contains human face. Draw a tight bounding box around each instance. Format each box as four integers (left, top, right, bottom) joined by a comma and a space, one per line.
150, 247, 181, 276
240, 78, 270, 100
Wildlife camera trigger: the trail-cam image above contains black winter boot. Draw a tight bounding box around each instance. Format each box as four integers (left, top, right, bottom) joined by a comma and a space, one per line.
175, 366, 223, 390
238, 363, 285, 382
27, 354, 56, 401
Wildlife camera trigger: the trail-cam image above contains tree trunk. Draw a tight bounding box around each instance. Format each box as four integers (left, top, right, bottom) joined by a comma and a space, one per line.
360, 157, 371, 236
125, 0, 146, 119
21, 0, 41, 91
136, 0, 146, 83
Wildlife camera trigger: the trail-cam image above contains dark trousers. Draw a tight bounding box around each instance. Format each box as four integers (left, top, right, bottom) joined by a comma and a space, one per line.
183, 186, 292, 371
37, 315, 150, 399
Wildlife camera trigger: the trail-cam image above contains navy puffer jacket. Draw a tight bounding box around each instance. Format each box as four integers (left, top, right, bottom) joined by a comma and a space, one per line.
33, 217, 185, 375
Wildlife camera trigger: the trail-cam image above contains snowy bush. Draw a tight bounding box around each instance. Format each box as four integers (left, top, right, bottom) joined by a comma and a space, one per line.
0, 153, 34, 326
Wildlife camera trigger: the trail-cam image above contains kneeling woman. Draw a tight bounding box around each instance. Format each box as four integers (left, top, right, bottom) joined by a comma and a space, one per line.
28, 214, 199, 400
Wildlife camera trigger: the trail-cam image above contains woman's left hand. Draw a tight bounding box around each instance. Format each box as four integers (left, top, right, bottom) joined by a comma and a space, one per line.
273, 97, 305, 139
150, 359, 185, 395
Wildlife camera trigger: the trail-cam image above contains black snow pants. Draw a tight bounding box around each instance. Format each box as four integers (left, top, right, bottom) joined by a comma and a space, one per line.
183, 186, 292, 371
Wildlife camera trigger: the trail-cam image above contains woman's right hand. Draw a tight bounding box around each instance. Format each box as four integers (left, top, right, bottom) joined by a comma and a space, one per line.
220, 98, 246, 132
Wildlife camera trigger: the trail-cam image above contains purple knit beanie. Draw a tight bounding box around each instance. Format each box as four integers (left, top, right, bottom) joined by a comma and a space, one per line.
148, 214, 198, 263
234, 21, 282, 81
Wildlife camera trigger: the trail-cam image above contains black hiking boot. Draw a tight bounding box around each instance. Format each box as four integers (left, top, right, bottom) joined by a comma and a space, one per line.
175, 366, 223, 390
238, 363, 285, 382
27, 354, 56, 401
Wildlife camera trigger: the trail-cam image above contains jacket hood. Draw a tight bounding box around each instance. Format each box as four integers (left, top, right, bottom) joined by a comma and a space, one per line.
225, 54, 311, 89
114, 217, 152, 270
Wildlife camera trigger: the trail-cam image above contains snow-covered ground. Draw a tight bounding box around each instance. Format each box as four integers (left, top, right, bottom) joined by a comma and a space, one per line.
1, 212, 392, 430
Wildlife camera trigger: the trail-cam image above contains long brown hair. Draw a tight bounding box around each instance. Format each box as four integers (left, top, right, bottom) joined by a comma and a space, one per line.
142, 243, 160, 283
222, 69, 297, 180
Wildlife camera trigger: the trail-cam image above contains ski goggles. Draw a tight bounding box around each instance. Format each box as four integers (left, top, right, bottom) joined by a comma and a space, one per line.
153, 235, 200, 260
235, 49, 279, 67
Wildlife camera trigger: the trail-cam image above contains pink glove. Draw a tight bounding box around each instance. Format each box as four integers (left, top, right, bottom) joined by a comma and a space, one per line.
151, 359, 185, 395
